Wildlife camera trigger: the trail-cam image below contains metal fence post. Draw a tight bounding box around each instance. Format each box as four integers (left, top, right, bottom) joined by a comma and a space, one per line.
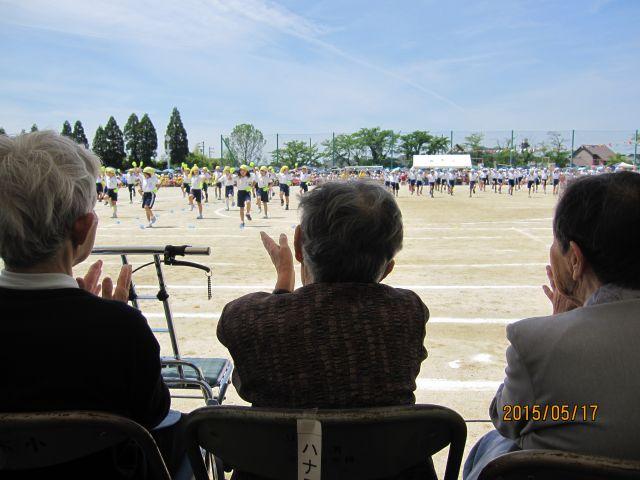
510, 130, 514, 166
570, 129, 575, 167
332, 132, 336, 167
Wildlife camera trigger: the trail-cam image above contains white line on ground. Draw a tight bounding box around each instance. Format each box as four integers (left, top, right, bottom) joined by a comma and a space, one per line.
416, 378, 501, 391
81, 261, 547, 269
460, 217, 552, 225
141, 312, 518, 324
96, 234, 246, 238
429, 317, 517, 324
405, 236, 503, 240
145, 312, 222, 319
511, 227, 548, 244
134, 284, 541, 290
404, 226, 550, 231
214, 207, 231, 218
394, 263, 546, 268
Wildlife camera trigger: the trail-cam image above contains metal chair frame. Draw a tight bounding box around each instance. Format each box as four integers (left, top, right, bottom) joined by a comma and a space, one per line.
185, 404, 467, 480
0, 410, 171, 479
478, 449, 640, 480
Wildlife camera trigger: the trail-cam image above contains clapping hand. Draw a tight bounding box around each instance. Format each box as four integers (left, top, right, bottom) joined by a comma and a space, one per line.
76, 260, 133, 303
260, 231, 295, 292
542, 265, 581, 315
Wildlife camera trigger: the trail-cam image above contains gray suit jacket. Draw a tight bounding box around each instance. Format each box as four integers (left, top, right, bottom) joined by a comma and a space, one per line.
490, 297, 640, 459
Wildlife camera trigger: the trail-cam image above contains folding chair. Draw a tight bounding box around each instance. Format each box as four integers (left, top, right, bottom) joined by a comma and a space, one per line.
478, 449, 640, 480
91, 245, 233, 405
184, 404, 467, 480
0, 410, 171, 479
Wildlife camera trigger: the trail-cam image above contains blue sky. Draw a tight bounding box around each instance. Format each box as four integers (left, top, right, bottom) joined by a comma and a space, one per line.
1, 0, 639, 155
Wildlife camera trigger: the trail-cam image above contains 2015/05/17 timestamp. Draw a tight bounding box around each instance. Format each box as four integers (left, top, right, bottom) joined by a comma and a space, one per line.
502, 404, 599, 422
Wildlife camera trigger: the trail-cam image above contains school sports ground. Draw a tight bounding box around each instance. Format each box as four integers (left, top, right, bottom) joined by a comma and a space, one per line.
82, 184, 556, 477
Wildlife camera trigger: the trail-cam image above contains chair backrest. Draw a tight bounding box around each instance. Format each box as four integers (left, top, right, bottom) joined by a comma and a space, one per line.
0, 410, 171, 479
478, 450, 640, 480
185, 404, 466, 480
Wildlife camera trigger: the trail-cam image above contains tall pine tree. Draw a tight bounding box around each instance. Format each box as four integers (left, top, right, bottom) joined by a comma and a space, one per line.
92, 126, 107, 161
138, 114, 158, 163
30, 124, 38, 132
72, 121, 89, 148
165, 107, 188, 167
102, 117, 126, 168
61, 121, 73, 138
123, 113, 141, 164
0, 127, 6, 135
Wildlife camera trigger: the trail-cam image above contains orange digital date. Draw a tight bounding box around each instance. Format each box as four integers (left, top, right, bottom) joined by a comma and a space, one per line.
502, 404, 598, 422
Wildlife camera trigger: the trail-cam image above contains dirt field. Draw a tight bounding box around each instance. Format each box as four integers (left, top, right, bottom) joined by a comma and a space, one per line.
80, 182, 557, 477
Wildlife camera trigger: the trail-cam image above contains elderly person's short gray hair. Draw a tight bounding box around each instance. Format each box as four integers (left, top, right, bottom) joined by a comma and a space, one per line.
0, 131, 101, 268
299, 181, 403, 283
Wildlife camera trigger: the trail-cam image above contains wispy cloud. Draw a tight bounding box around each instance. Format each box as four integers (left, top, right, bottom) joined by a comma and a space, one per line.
217, 0, 466, 110
0, 0, 638, 144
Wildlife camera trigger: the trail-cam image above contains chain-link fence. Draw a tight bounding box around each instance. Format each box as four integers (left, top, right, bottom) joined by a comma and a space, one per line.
216, 130, 639, 168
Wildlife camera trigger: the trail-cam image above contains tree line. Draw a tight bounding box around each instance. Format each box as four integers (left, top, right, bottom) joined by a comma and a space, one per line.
220, 127, 588, 168
221, 125, 452, 168
2, 117, 626, 169
0, 107, 191, 170
91, 108, 189, 169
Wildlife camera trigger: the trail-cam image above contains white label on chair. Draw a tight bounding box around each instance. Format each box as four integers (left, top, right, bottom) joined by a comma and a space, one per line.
297, 419, 322, 480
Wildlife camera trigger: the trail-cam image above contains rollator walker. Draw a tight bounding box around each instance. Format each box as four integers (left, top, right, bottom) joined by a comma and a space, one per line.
91, 245, 233, 405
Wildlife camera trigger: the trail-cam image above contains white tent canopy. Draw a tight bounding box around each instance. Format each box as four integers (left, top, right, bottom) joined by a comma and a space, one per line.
412, 154, 472, 168
614, 162, 635, 169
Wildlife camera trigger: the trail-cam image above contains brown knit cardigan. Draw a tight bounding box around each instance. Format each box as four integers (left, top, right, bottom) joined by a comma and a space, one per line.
217, 282, 429, 408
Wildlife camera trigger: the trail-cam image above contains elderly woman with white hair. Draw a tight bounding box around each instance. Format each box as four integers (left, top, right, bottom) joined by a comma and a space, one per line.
0, 131, 172, 475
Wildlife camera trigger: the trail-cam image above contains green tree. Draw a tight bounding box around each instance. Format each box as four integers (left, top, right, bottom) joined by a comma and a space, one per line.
425, 135, 450, 154
321, 134, 359, 167
464, 132, 485, 159
165, 107, 189, 167
400, 131, 433, 164
61, 121, 73, 138
608, 153, 628, 164
0, 127, 5, 135
72, 121, 89, 148
30, 124, 38, 132
276, 140, 323, 168
123, 113, 141, 163
546, 131, 570, 166
101, 116, 126, 168
227, 124, 266, 165
92, 125, 107, 161
352, 127, 399, 165
138, 114, 158, 163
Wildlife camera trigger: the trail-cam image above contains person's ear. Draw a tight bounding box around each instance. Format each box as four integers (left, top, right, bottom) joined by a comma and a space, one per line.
70, 212, 96, 248
568, 241, 585, 281
293, 225, 304, 263
380, 259, 395, 281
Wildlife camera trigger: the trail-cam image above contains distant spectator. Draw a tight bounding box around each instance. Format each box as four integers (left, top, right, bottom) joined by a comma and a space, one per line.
464, 172, 640, 479
218, 181, 433, 479
0, 131, 172, 477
